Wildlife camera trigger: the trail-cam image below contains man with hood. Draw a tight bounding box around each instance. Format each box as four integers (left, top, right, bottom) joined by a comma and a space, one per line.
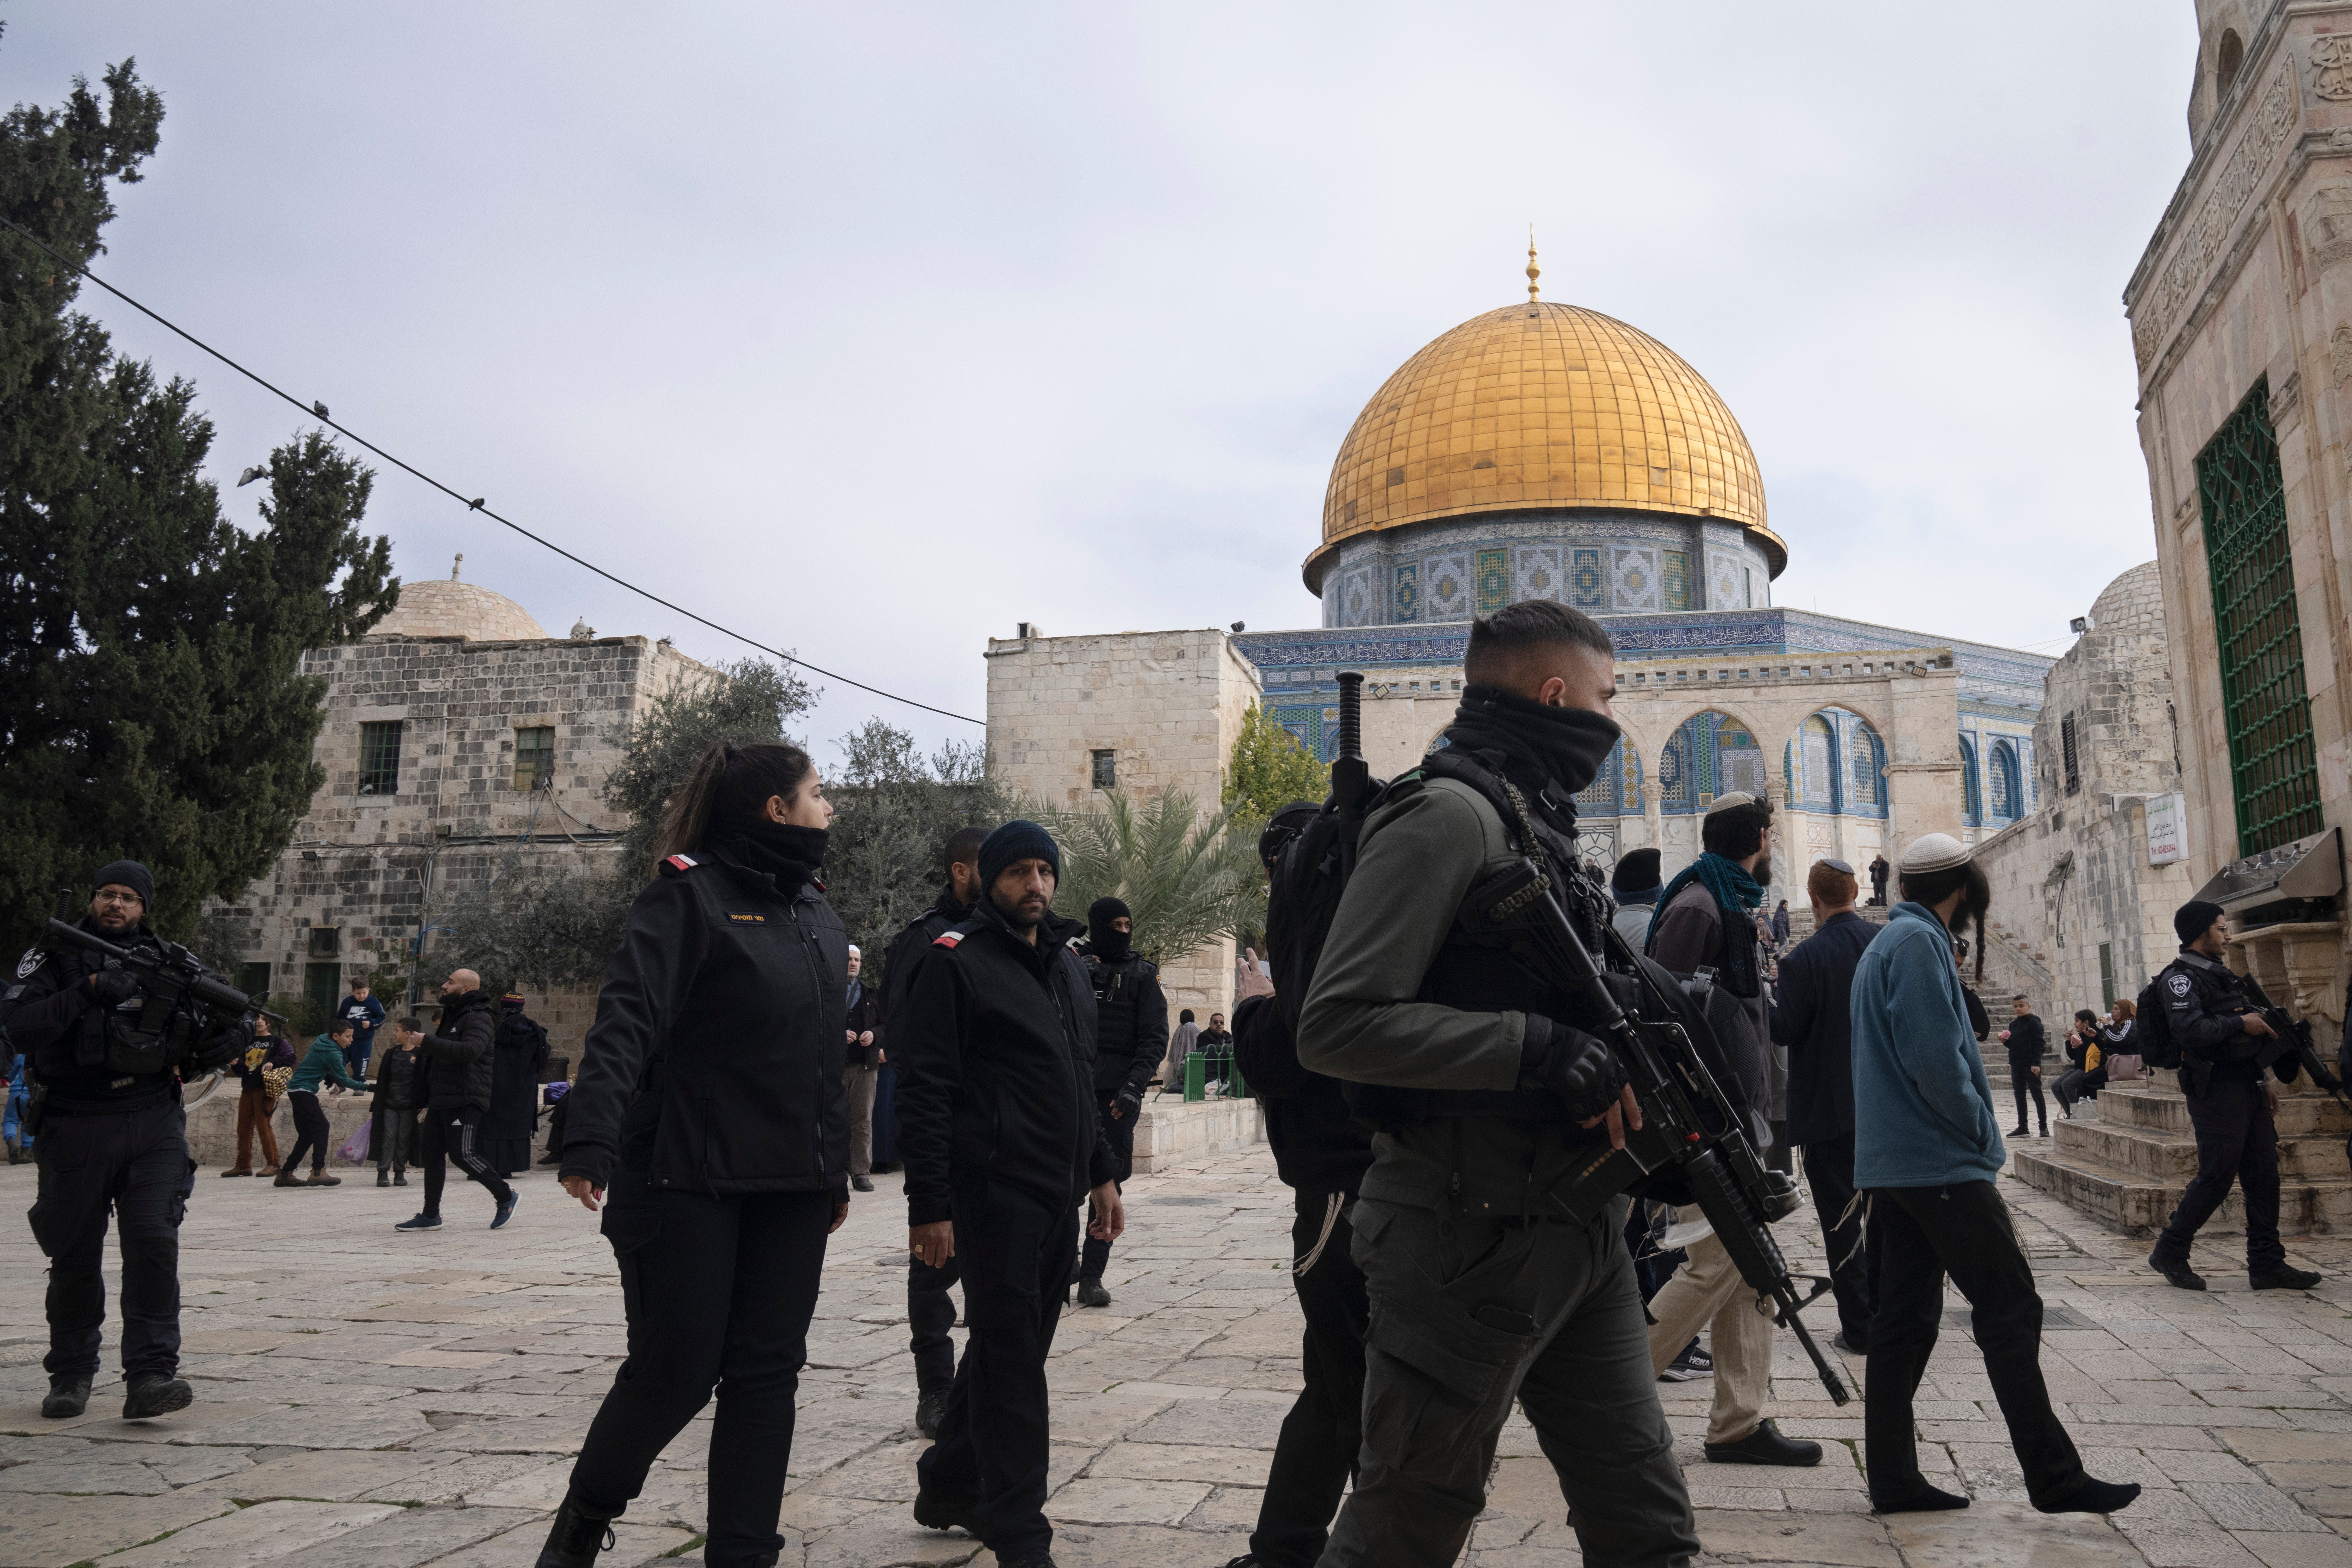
1298, 601, 1696, 1568
1608, 848, 1663, 949
896, 821, 1124, 1568
881, 824, 989, 1439
1072, 894, 1167, 1308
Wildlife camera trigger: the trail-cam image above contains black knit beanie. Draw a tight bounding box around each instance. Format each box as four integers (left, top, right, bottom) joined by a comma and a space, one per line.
92, 859, 155, 907
2174, 899, 2227, 946
979, 820, 1060, 889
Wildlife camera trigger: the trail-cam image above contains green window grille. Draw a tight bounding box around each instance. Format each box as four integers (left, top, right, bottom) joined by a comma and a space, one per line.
2194, 377, 2323, 854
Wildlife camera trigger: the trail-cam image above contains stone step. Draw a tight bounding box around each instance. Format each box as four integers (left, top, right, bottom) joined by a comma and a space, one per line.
2051, 1117, 2352, 1182
2094, 1083, 2352, 1137
2010, 1143, 2352, 1236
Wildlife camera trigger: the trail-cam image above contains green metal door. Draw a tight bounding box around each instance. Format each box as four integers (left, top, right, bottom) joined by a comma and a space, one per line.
2194, 378, 2324, 855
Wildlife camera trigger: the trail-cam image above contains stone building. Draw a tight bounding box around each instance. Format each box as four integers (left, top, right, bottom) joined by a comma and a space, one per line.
206, 559, 710, 1047
2124, 0, 2351, 1046
988, 261, 2055, 1022
1972, 563, 2201, 1018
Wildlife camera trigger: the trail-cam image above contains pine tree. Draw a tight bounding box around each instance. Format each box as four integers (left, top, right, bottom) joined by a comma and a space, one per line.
0, 54, 396, 948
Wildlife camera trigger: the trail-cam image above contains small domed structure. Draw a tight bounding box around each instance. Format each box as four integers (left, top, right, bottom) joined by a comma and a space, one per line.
372, 558, 549, 642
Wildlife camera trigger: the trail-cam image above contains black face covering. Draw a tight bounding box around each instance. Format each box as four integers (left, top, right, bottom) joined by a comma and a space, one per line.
712, 816, 828, 888
1090, 926, 1132, 961
1441, 686, 1622, 797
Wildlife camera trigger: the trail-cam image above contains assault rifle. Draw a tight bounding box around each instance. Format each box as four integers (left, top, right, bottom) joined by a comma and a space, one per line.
41, 917, 276, 1042
2252, 1006, 2352, 1115
1465, 858, 1852, 1405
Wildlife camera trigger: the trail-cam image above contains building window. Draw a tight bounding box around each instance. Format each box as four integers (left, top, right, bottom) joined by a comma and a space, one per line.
1961, 738, 1982, 825
357, 720, 403, 796
2216, 28, 2244, 98
2195, 376, 2324, 853
2098, 942, 2116, 1009
1989, 741, 2019, 819
304, 961, 342, 1022
514, 726, 555, 791
1850, 725, 1882, 809
1091, 749, 1117, 789
238, 962, 271, 1001
307, 925, 340, 959
2060, 713, 2081, 796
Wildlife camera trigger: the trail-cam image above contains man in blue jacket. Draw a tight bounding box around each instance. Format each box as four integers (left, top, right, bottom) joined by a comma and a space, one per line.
1852, 833, 2138, 1519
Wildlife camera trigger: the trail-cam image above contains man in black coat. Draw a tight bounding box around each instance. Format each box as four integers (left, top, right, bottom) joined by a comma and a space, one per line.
396, 969, 517, 1232
1071, 895, 1167, 1308
881, 826, 989, 1440
1, 860, 248, 1420
484, 994, 550, 1176
1771, 856, 1878, 1353
897, 821, 1123, 1568
1998, 997, 2049, 1138
843, 946, 880, 1191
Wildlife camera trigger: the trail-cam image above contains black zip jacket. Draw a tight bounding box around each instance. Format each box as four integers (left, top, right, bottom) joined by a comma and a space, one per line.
2003, 1012, 2047, 1073
374, 1043, 421, 1111
880, 885, 974, 1040
1770, 909, 1875, 1147
895, 896, 1117, 1227
1232, 992, 1371, 1195
560, 843, 849, 1197
420, 990, 497, 1110
1075, 944, 1169, 1104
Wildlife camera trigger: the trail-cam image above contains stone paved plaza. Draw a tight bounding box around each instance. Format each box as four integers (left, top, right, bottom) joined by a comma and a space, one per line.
9, 1127, 2352, 1568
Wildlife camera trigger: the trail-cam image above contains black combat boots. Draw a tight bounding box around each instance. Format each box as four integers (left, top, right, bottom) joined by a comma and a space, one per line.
535, 1494, 618, 1567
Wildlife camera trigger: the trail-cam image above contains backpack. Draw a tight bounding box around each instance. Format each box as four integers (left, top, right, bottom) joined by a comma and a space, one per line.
1263, 786, 1390, 1038
2135, 969, 2182, 1070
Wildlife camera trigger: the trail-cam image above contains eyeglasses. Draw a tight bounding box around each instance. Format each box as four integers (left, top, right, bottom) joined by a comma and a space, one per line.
1814, 857, 1855, 876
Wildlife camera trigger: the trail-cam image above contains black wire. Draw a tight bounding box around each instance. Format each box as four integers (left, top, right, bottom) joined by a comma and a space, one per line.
0, 215, 985, 726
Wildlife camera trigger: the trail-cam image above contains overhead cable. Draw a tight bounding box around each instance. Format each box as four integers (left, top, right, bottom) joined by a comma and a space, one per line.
0, 215, 984, 726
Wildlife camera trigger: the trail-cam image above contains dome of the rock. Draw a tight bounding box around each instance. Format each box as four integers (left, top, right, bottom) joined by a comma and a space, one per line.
1307, 299, 1780, 595
370, 575, 549, 642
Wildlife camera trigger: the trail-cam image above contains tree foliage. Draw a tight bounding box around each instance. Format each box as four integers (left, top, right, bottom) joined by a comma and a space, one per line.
1041, 790, 1262, 966
824, 719, 1003, 987
430, 657, 816, 994
1223, 702, 1330, 828
0, 55, 397, 948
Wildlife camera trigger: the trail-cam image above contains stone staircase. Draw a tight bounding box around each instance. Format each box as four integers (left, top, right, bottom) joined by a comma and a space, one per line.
2011, 1076, 2352, 1235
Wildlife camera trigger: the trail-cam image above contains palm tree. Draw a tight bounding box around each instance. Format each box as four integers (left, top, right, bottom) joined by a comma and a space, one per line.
1040, 790, 1262, 965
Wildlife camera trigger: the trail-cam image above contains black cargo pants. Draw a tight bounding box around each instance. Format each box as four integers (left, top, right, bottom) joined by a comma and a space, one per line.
28, 1099, 195, 1380
1249, 1190, 1369, 1568
1318, 1196, 1698, 1568
1078, 1105, 1137, 1283
908, 1251, 963, 1393
2153, 1071, 2285, 1275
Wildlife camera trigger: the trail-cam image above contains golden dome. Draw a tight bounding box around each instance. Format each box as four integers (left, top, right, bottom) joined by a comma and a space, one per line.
1307, 300, 1781, 591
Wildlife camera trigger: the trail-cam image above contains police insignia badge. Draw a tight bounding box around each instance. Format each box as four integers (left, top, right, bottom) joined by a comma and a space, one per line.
2168, 973, 2193, 997
15, 946, 41, 980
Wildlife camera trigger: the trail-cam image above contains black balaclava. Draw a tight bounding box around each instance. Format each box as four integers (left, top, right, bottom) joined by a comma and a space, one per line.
1088, 896, 1133, 961
1442, 686, 1621, 798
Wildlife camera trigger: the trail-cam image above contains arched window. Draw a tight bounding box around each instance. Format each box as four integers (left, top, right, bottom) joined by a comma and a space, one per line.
1849, 724, 1883, 809
1661, 712, 1757, 812
1989, 740, 2020, 820
1961, 737, 1982, 826
2217, 28, 2245, 98
1799, 715, 1836, 809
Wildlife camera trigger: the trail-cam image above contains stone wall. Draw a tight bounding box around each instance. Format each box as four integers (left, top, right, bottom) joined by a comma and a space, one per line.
207, 627, 712, 1062
983, 627, 1265, 1024
1974, 564, 2199, 1018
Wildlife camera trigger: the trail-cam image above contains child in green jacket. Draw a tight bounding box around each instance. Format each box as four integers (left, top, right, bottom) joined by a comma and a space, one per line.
276, 1021, 367, 1187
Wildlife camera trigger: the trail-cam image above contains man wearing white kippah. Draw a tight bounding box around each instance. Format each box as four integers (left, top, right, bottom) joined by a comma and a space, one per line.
1849, 833, 2139, 1519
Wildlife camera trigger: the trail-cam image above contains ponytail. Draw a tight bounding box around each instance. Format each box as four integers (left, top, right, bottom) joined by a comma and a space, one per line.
648, 739, 814, 873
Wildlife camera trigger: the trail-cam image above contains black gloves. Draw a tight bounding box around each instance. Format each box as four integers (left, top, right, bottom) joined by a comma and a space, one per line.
1519, 1016, 1629, 1123
1112, 1090, 1142, 1122
87, 964, 140, 1008
188, 1018, 254, 1074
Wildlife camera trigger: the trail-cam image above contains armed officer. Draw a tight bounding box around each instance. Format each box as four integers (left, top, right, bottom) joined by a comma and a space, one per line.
1071, 895, 1167, 1308
2, 861, 252, 1420
1298, 601, 1697, 1568
2146, 899, 2323, 1293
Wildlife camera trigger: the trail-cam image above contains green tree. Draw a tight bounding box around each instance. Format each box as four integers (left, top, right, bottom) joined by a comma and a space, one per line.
432, 657, 815, 992
1224, 702, 1329, 825
824, 719, 1003, 985
1042, 791, 1262, 966
0, 55, 397, 947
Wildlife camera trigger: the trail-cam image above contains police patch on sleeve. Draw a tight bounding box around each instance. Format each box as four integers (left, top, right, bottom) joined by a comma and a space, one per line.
2168, 973, 2193, 998
15, 946, 42, 980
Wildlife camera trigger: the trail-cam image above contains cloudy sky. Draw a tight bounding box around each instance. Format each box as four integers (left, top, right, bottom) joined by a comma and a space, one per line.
15, 3, 2201, 765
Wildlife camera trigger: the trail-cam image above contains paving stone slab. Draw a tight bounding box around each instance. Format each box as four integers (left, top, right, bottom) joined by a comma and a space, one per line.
261, 1505, 538, 1567
96, 1498, 401, 1567
0, 1489, 238, 1568
1690, 1507, 1901, 1566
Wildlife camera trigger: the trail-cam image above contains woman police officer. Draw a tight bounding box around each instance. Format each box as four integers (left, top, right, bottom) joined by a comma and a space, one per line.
540, 740, 851, 1568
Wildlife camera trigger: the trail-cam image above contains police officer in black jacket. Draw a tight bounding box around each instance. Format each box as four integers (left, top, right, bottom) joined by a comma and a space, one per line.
1071, 894, 1167, 1308
2, 860, 249, 1421
881, 825, 990, 1440
2146, 899, 2323, 1294
899, 820, 1124, 1568
539, 741, 851, 1568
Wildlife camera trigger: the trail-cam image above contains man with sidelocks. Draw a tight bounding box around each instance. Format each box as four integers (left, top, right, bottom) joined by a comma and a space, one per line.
1299, 601, 1696, 1567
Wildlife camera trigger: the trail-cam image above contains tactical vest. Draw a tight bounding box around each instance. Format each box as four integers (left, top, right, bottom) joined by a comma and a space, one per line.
1084, 952, 1156, 1065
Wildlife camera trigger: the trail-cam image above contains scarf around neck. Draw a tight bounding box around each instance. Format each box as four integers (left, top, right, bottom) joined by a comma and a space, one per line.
1646, 850, 1766, 995
1440, 686, 1621, 800
711, 818, 827, 891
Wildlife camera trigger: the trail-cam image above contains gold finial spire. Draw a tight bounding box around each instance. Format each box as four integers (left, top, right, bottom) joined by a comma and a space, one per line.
1526, 227, 1540, 301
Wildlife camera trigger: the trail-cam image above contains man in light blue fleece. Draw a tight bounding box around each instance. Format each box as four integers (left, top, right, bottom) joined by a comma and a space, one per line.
1851, 833, 2138, 1520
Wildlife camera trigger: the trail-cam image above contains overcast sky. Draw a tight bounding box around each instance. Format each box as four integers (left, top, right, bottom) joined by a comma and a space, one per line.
14, 3, 2202, 766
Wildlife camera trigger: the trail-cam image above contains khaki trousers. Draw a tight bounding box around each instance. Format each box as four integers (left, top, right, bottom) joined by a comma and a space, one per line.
843, 1065, 878, 1175
1644, 1208, 1777, 1445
